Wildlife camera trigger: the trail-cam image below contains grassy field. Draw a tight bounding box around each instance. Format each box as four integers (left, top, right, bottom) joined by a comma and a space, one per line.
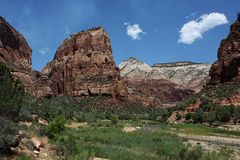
47, 120, 237, 160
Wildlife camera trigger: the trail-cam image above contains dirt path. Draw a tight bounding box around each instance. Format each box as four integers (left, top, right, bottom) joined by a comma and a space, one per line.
178, 133, 240, 147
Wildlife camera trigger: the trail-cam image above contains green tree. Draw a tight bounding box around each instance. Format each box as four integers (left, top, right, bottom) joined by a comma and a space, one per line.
0, 117, 20, 151
185, 113, 193, 120
176, 113, 182, 120
193, 108, 204, 123
215, 105, 232, 122
233, 107, 240, 124
47, 116, 66, 139
206, 111, 216, 125
0, 63, 24, 120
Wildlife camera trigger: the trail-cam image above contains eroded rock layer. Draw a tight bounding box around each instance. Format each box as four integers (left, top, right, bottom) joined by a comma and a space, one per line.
119, 58, 197, 107
119, 58, 211, 92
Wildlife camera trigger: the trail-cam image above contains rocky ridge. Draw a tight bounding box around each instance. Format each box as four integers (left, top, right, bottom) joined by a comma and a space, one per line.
119, 57, 211, 92
119, 58, 199, 107
0, 16, 33, 92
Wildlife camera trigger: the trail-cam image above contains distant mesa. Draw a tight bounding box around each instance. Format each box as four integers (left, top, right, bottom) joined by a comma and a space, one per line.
119, 57, 211, 92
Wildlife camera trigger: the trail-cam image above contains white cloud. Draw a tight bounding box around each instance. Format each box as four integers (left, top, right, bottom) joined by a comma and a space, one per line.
39, 48, 49, 55
64, 27, 70, 34
178, 12, 228, 44
124, 23, 146, 40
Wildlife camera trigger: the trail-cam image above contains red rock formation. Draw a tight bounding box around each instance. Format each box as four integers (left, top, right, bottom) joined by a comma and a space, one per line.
125, 78, 194, 107
42, 27, 126, 99
0, 16, 33, 91
209, 14, 240, 84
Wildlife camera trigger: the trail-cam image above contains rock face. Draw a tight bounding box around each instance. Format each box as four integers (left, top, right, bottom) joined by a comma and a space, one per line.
126, 78, 194, 108
119, 58, 197, 107
209, 14, 240, 84
0, 16, 33, 91
42, 27, 126, 99
119, 58, 211, 92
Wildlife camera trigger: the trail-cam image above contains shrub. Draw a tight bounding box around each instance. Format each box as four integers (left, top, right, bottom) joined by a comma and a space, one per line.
0, 117, 20, 151
206, 111, 216, 125
233, 107, 240, 123
0, 63, 25, 120
186, 145, 203, 160
111, 115, 118, 125
157, 109, 170, 121
176, 113, 182, 120
193, 109, 204, 123
47, 116, 66, 139
215, 105, 232, 122
185, 113, 193, 120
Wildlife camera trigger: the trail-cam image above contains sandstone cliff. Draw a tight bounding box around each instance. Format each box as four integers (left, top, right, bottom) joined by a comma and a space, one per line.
209, 14, 240, 85
42, 27, 126, 99
0, 16, 33, 91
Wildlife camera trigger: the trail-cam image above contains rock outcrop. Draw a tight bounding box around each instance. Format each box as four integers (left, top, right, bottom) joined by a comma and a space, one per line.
126, 78, 194, 108
119, 58, 211, 92
0, 16, 33, 91
42, 27, 126, 99
209, 14, 240, 85
119, 58, 197, 107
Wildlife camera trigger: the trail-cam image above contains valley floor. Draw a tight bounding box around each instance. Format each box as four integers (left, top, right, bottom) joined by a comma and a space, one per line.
14, 121, 240, 160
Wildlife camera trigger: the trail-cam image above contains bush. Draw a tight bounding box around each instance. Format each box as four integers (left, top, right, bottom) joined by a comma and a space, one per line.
185, 113, 193, 120
47, 116, 66, 139
193, 109, 204, 123
215, 105, 232, 122
176, 113, 182, 120
111, 115, 118, 125
233, 107, 240, 123
0, 63, 25, 120
186, 145, 203, 160
0, 117, 20, 151
206, 111, 216, 125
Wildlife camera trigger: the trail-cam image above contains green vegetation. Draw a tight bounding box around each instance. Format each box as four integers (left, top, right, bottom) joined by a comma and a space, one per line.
175, 82, 240, 124
177, 82, 240, 111
47, 121, 234, 160
170, 123, 240, 137
46, 116, 66, 139
16, 154, 32, 160
0, 63, 25, 120
0, 117, 19, 151
0, 63, 25, 151
20, 95, 167, 122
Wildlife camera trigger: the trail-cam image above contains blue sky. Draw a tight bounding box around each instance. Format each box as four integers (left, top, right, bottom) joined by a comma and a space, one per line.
0, 0, 239, 71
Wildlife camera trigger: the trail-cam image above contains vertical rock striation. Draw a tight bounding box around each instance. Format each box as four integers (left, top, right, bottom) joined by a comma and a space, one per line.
0, 16, 33, 91
209, 14, 240, 84
42, 27, 126, 99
